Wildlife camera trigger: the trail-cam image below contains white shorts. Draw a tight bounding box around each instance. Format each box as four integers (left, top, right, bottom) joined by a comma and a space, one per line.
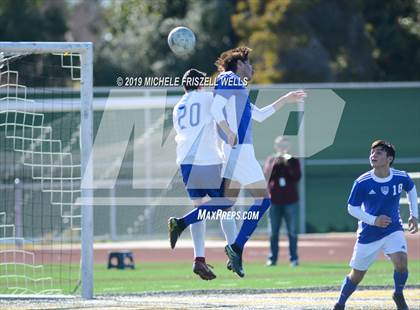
349, 230, 407, 271
222, 143, 265, 186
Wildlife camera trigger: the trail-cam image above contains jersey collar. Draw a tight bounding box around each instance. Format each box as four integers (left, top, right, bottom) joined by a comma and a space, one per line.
370, 168, 393, 183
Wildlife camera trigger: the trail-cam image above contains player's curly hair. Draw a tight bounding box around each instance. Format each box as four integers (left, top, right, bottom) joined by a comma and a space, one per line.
215, 46, 252, 72
371, 140, 396, 165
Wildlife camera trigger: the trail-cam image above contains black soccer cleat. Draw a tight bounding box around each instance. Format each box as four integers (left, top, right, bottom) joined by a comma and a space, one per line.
224, 245, 244, 278
392, 292, 409, 310
332, 303, 345, 310
193, 261, 216, 281
168, 217, 183, 249
226, 260, 232, 271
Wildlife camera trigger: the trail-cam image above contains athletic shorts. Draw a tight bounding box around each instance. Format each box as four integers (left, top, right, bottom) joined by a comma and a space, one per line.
222, 143, 265, 186
180, 164, 224, 199
349, 230, 407, 271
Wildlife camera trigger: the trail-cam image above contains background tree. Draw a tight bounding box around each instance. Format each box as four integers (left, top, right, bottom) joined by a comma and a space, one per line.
363, 0, 420, 81
95, 0, 237, 85
0, 0, 67, 42
1, 0, 419, 85
232, 0, 420, 83
0, 0, 68, 86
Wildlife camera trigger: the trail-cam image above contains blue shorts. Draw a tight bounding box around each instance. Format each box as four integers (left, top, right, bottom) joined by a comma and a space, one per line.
180, 164, 225, 199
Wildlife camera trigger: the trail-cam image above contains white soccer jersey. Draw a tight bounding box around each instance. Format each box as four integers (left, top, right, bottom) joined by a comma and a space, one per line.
173, 90, 223, 165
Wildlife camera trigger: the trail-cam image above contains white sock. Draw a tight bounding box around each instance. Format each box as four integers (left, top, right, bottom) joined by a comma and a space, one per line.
220, 217, 237, 244
190, 220, 205, 258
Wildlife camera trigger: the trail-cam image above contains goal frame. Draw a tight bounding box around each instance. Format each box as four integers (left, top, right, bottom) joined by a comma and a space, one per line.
0, 42, 94, 299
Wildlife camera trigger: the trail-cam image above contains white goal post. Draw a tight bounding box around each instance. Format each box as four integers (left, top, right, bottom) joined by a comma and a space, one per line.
0, 42, 94, 299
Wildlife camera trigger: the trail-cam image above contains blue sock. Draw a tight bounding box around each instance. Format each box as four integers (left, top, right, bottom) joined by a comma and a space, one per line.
337, 276, 357, 306
234, 197, 271, 249
394, 270, 408, 294
183, 198, 234, 226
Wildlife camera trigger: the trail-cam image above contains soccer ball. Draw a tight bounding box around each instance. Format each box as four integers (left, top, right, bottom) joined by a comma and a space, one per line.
167, 26, 196, 56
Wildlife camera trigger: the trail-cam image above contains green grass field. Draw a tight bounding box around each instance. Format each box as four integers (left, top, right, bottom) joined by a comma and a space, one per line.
94, 260, 420, 294
1, 260, 419, 295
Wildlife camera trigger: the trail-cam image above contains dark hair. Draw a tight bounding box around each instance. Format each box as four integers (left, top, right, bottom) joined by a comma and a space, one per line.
371, 140, 396, 165
182, 68, 207, 91
215, 46, 252, 72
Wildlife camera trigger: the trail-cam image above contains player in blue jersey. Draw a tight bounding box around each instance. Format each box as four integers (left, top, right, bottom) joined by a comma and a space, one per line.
333, 140, 418, 310
211, 47, 306, 277
169, 47, 306, 278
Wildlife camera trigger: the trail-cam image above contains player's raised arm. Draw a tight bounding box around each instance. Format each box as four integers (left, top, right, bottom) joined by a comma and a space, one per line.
250, 103, 276, 123
272, 89, 307, 111
251, 90, 307, 123
407, 185, 418, 233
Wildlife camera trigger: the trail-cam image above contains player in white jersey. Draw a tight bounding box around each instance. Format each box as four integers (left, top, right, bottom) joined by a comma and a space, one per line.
170, 68, 237, 280
333, 140, 418, 310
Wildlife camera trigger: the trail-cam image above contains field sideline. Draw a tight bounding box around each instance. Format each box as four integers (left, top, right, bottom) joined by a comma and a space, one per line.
2, 286, 420, 309
31, 232, 419, 264
1, 233, 419, 309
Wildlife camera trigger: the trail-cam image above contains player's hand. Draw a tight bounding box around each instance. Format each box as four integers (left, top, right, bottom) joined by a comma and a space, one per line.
226, 130, 237, 147
374, 215, 391, 228
408, 216, 418, 234
218, 120, 237, 147
283, 90, 307, 104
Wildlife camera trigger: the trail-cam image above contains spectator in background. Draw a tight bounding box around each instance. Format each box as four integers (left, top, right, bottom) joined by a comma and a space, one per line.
264, 136, 301, 267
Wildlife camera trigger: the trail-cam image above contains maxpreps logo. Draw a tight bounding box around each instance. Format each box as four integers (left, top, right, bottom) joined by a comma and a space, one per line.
80, 88, 346, 207
197, 209, 260, 221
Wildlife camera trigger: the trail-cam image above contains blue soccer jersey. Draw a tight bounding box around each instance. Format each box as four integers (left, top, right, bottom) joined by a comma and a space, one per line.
213, 71, 253, 145
348, 168, 415, 244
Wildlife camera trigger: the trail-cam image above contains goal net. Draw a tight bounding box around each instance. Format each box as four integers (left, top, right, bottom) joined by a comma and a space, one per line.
0, 42, 93, 297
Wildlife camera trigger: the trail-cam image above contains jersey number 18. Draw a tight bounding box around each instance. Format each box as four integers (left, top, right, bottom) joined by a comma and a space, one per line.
392, 183, 403, 195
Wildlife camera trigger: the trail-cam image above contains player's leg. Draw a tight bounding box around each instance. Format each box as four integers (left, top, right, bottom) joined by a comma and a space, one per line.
223, 177, 241, 201
333, 269, 366, 310
222, 178, 246, 276
182, 167, 236, 227
190, 198, 206, 259
225, 181, 270, 277
221, 179, 240, 244
190, 174, 237, 281
220, 213, 237, 272
203, 178, 238, 250
185, 173, 237, 229
390, 251, 408, 290
169, 165, 234, 249
188, 198, 217, 280
383, 231, 409, 310
178, 165, 234, 227
390, 251, 408, 282
222, 144, 271, 277
389, 252, 409, 310
190, 219, 206, 260
267, 203, 282, 266
225, 144, 271, 252
348, 268, 366, 284
220, 212, 237, 245
284, 202, 299, 266
180, 196, 234, 227
334, 238, 382, 309
234, 183, 270, 250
